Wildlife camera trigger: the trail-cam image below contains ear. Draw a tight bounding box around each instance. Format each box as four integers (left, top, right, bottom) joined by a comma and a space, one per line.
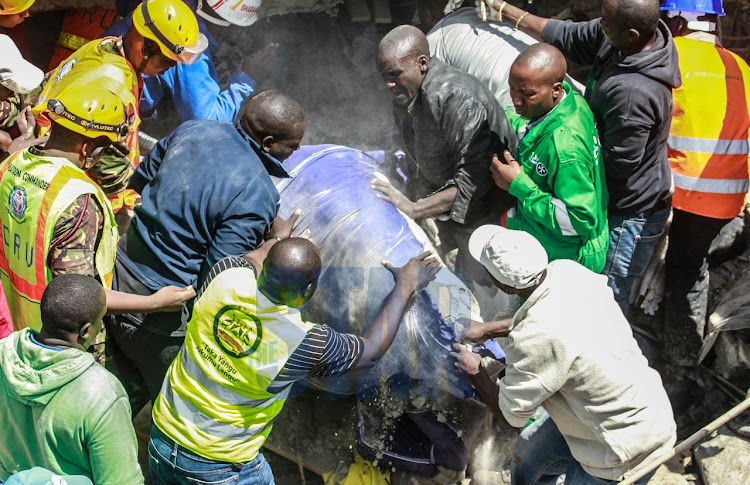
552, 82, 563, 99
627, 28, 640, 41
261, 135, 275, 153
78, 322, 92, 344
418, 55, 430, 74
80, 140, 94, 168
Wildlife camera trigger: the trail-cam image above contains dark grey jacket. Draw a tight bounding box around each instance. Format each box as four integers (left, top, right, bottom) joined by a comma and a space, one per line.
543, 19, 681, 215
393, 58, 516, 226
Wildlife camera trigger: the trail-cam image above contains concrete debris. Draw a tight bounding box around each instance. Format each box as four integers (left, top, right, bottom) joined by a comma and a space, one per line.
710, 331, 750, 383
695, 425, 750, 485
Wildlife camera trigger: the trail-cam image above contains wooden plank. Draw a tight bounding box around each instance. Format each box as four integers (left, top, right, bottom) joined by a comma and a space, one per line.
372, 0, 392, 24
344, 0, 371, 22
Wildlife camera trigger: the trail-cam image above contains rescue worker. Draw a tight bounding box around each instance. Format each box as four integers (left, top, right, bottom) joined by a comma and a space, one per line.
34, 0, 208, 214
491, 43, 609, 272
0, 0, 33, 29
47, 7, 122, 72
103, 0, 276, 124
482, 0, 680, 314
0, 33, 43, 157
0, 83, 194, 334
453, 225, 676, 484
149, 239, 440, 484
660, 0, 750, 366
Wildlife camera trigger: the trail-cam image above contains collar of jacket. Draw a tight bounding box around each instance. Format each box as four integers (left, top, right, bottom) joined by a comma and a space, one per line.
234, 121, 290, 179
516, 81, 576, 148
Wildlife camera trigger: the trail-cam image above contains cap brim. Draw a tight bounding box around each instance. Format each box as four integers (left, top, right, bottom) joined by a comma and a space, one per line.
468, 224, 503, 262
1, 59, 43, 95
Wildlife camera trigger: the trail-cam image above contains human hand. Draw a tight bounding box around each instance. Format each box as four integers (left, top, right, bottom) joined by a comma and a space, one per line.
383, 250, 441, 294
151, 285, 196, 312
476, 0, 505, 21
241, 43, 279, 83
267, 209, 301, 240
15, 106, 35, 141
450, 342, 483, 376
490, 150, 522, 191
371, 175, 416, 218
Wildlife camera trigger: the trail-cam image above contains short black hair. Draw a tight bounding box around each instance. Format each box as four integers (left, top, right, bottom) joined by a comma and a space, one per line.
606, 0, 661, 36
243, 90, 305, 140
378, 25, 430, 60
40, 274, 106, 335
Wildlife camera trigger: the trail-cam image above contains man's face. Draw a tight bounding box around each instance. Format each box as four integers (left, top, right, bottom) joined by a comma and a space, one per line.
267, 122, 305, 162
0, 10, 30, 29
141, 52, 177, 77
0, 85, 13, 102
376, 51, 427, 106
600, 2, 630, 51
508, 65, 560, 121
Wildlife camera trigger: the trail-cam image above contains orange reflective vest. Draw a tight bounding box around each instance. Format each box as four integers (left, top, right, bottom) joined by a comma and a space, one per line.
0, 149, 118, 331
47, 7, 121, 72
669, 34, 750, 219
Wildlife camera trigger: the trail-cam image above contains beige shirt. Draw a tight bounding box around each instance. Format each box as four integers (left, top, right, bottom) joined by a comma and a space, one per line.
497, 260, 676, 480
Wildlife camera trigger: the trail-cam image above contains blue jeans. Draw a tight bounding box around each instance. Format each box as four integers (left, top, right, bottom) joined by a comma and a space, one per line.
148, 427, 275, 485
603, 207, 670, 315
511, 414, 655, 485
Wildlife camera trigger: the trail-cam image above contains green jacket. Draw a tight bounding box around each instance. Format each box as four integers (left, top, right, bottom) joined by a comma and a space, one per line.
0, 329, 144, 484
506, 82, 609, 272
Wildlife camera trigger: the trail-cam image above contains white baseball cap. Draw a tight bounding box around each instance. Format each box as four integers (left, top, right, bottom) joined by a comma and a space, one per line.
0, 34, 43, 95
468, 225, 548, 289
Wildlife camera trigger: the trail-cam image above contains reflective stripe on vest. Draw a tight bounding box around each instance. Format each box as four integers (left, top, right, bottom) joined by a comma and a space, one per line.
0, 150, 118, 330
669, 36, 750, 219
153, 264, 315, 463
48, 7, 121, 72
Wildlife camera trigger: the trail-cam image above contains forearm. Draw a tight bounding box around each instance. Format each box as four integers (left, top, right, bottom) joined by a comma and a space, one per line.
242, 238, 279, 273
467, 318, 513, 341
469, 367, 511, 426
104, 289, 159, 315
492, 1, 548, 41
357, 279, 415, 368
411, 186, 457, 219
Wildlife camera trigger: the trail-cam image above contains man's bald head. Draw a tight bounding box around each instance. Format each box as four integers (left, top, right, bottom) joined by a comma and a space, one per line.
604, 0, 661, 36
512, 43, 567, 86
508, 44, 567, 120
259, 237, 322, 307
241, 90, 305, 161
376, 26, 431, 106
378, 25, 430, 60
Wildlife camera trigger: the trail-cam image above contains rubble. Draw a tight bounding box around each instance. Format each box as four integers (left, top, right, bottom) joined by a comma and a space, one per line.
695, 426, 750, 484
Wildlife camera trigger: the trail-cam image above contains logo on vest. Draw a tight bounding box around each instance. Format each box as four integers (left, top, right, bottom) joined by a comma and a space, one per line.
55, 58, 77, 86
8, 186, 28, 222
213, 305, 263, 359
530, 153, 547, 176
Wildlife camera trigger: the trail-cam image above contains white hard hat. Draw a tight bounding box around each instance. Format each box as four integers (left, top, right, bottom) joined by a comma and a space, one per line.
0, 34, 43, 94
196, 0, 261, 27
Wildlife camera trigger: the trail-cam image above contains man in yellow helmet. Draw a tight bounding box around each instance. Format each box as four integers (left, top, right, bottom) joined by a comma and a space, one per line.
0, 0, 34, 29
35, 0, 207, 214
0, 83, 194, 336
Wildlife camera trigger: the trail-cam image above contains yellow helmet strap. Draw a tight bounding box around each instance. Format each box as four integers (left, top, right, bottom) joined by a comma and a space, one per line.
48, 98, 128, 137
141, 1, 184, 55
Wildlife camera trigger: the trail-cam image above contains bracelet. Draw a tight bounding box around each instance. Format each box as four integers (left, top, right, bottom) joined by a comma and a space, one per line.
515, 11, 529, 29
273, 236, 283, 242
495, 1, 507, 22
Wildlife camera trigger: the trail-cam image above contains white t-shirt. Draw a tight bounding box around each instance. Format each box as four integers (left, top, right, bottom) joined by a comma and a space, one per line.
427, 8, 584, 110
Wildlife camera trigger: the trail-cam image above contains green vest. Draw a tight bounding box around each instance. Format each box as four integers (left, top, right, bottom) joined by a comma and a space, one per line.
0, 149, 118, 330
153, 260, 314, 463
506, 82, 609, 272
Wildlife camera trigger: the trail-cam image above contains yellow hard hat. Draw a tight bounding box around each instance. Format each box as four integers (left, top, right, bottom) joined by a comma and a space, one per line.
132, 0, 208, 65
0, 0, 34, 15
46, 86, 129, 143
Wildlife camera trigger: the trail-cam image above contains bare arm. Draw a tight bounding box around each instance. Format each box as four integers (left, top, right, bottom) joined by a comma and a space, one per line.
355, 251, 441, 369
104, 286, 195, 315
451, 343, 511, 425
490, 1, 548, 41
371, 176, 458, 220
465, 317, 513, 342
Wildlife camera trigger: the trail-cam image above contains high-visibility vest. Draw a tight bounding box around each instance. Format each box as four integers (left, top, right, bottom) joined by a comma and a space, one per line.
152, 260, 314, 464
35, 37, 142, 213
0, 149, 118, 331
47, 7, 121, 72
669, 35, 750, 219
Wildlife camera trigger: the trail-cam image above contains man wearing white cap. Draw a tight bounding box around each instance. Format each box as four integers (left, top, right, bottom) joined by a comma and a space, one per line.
0, 33, 43, 156
452, 225, 676, 484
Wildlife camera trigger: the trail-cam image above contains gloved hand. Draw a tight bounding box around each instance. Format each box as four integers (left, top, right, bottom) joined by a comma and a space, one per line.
475, 0, 505, 21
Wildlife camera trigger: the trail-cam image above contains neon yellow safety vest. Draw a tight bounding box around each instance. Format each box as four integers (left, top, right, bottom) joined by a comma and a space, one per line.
153, 259, 315, 463
0, 149, 118, 331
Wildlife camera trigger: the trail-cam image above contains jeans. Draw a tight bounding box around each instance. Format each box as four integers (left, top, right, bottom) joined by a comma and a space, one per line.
149, 427, 275, 485
511, 414, 655, 485
663, 209, 733, 366
603, 207, 671, 315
